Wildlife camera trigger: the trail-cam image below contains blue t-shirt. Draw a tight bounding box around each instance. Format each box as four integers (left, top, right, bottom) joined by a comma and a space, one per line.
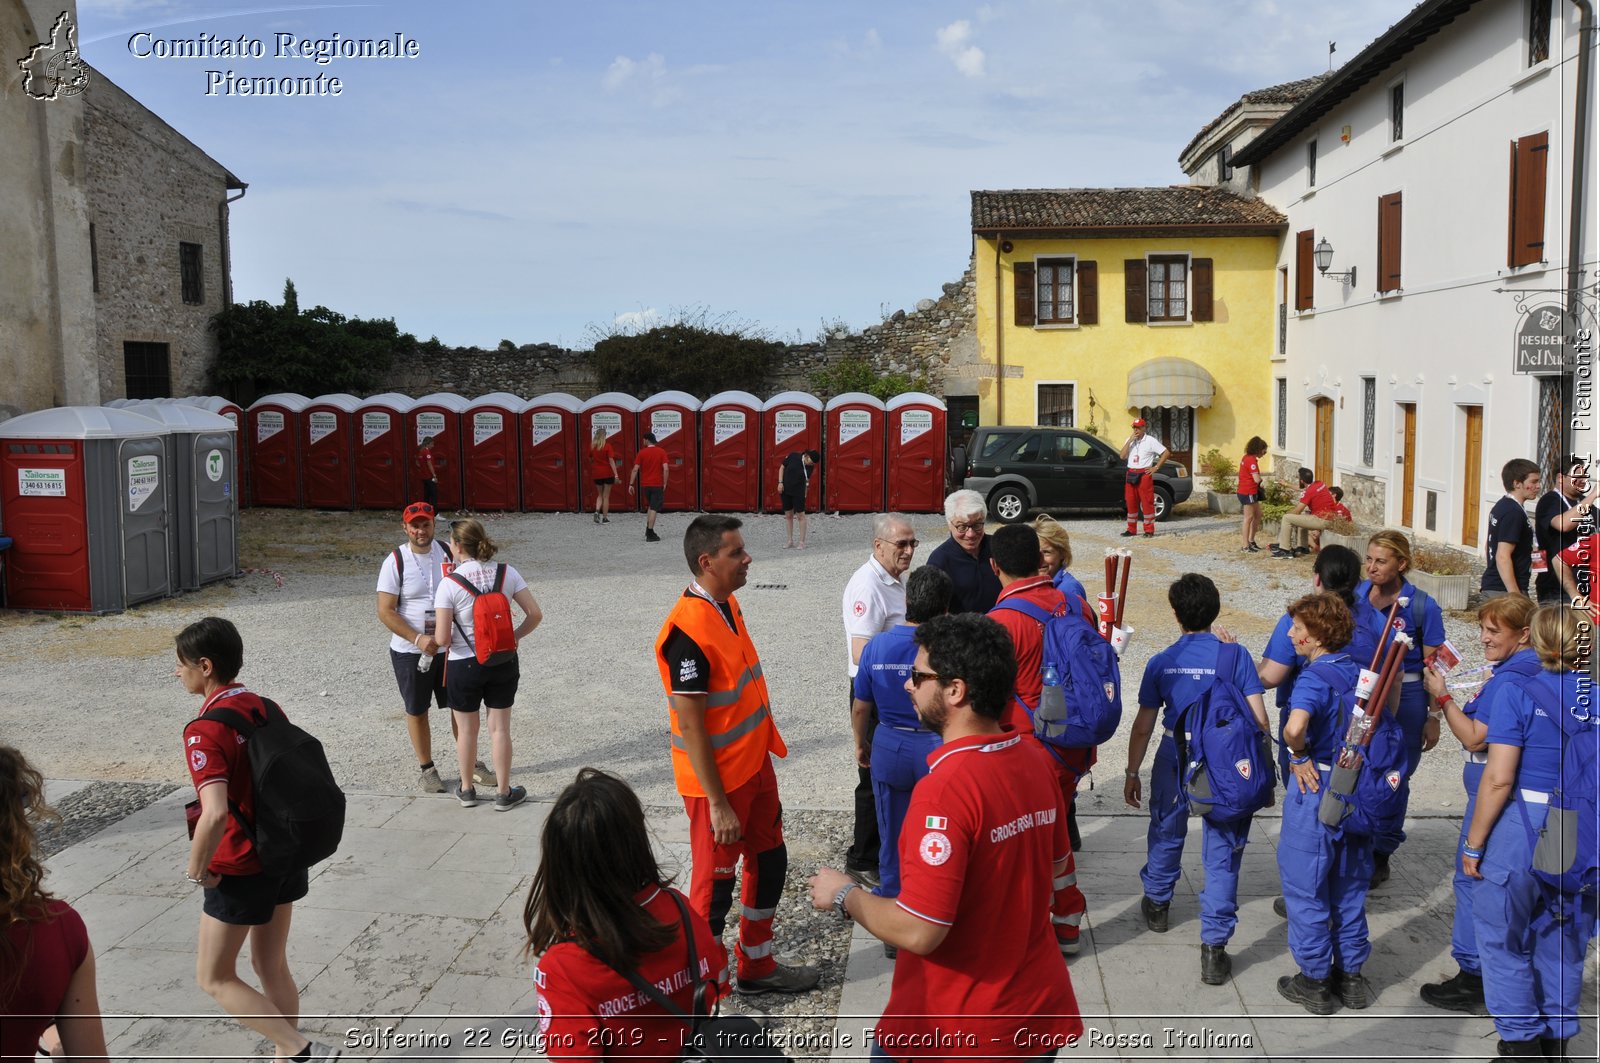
1137, 631, 1264, 730
1464, 649, 1544, 731
1051, 568, 1088, 607
1289, 653, 1359, 764
851, 624, 922, 731
1262, 612, 1300, 709
1485, 669, 1588, 793
1354, 580, 1445, 673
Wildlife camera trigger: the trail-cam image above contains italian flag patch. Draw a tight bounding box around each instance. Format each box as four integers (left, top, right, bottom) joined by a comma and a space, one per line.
925, 816, 948, 829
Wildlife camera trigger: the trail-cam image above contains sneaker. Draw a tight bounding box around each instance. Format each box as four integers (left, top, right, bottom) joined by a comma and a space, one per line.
1272, 895, 1287, 918
736, 961, 821, 995
494, 785, 527, 811
1271, 547, 1295, 559
883, 943, 898, 960
1143, 531, 1155, 538
1293, 546, 1312, 557
601, 516, 610, 523
1140, 896, 1169, 933
472, 761, 495, 786
845, 865, 880, 890
1200, 944, 1232, 985
419, 765, 445, 794
1334, 967, 1374, 1009
1277, 972, 1337, 1015
593, 512, 601, 524
1058, 934, 1082, 957
645, 529, 661, 542
1370, 851, 1391, 888
1120, 530, 1138, 537
456, 786, 478, 808
1420, 969, 1487, 1014
304, 1043, 342, 1061
1246, 542, 1262, 553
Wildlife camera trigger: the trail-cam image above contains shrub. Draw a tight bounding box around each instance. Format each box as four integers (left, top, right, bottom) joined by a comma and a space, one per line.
588, 308, 782, 398
810, 356, 930, 402
1200, 447, 1236, 493
1413, 544, 1478, 575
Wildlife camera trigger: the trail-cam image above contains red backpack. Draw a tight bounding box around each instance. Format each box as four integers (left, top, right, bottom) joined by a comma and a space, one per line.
448, 564, 517, 665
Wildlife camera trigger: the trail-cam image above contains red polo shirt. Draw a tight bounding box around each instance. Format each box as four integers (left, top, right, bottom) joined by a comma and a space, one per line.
182, 685, 276, 876
635, 444, 669, 487
1300, 481, 1337, 517
878, 732, 1082, 1060
1558, 534, 1598, 623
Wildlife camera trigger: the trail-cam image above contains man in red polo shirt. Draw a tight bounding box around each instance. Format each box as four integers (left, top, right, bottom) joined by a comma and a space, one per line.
809, 613, 1082, 1061
630, 432, 670, 543
984, 523, 1093, 958
1273, 467, 1339, 558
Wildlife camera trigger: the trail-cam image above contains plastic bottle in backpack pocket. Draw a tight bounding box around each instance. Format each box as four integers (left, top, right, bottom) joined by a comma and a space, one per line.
1318, 763, 1360, 827
1037, 661, 1068, 742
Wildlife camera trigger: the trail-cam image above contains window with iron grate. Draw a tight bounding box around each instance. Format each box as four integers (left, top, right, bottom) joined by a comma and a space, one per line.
1276, 379, 1288, 449
1362, 378, 1376, 466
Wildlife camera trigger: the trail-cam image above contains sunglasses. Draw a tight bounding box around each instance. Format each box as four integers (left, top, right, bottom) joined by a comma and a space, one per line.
878, 537, 920, 550
909, 669, 948, 688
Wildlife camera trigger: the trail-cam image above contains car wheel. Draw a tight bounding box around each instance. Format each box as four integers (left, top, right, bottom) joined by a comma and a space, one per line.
988, 487, 1029, 524
1153, 485, 1174, 522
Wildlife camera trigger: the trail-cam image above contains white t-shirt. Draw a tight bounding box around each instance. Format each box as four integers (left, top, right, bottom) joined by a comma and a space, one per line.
376, 540, 453, 654
433, 558, 530, 661
1125, 434, 1166, 471
841, 556, 906, 676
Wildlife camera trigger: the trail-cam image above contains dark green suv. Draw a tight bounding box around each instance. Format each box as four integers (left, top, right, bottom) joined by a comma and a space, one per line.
961, 426, 1192, 524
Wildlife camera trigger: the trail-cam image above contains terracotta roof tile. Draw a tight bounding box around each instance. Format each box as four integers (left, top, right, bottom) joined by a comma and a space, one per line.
1180, 74, 1331, 161
970, 186, 1285, 232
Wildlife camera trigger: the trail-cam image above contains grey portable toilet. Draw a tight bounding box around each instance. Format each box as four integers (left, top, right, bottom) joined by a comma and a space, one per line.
0, 406, 173, 612
126, 402, 240, 591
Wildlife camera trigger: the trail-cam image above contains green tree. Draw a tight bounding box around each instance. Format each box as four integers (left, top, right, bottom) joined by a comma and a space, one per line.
810, 355, 930, 401
590, 313, 782, 397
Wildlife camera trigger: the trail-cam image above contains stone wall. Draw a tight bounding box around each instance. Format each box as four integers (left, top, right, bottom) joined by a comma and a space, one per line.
1339, 470, 1387, 527
378, 260, 979, 402
83, 70, 235, 401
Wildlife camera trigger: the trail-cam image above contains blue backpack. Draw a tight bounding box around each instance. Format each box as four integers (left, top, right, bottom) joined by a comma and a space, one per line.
993, 596, 1123, 750
1308, 657, 1410, 838
1176, 642, 1275, 825
1513, 675, 1599, 900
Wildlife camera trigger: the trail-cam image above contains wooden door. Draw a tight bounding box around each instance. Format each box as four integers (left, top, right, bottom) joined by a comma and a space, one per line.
1314, 399, 1334, 484
1461, 406, 1483, 547
1400, 403, 1416, 527
1138, 406, 1192, 473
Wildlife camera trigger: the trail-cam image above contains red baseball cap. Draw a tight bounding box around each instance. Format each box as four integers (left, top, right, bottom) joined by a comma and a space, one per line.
1132, 418, 1147, 428
403, 502, 435, 524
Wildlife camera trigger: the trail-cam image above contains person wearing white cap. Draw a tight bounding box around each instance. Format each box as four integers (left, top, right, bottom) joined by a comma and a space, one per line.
1120, 419, 1168, 537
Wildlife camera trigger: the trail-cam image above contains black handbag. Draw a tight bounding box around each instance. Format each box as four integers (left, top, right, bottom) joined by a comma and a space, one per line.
586, 889, 791, 1063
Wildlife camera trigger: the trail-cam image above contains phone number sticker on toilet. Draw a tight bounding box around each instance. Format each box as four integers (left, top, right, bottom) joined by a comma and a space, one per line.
127, 455, 160, 512
17, 468, 67, 496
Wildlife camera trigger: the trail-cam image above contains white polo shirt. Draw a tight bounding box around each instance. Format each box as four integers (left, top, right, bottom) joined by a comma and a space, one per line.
1126, 434, 1166, 471
376, 540, 452, 654
842, 556, 906, 676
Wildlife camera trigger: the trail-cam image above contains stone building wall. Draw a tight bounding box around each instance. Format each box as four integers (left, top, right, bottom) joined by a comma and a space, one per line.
1339, 471, 1387, 528
83, 70, 237, 401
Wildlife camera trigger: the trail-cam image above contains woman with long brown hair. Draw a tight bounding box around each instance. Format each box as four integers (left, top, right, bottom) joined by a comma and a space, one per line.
0, 745, 109, 1062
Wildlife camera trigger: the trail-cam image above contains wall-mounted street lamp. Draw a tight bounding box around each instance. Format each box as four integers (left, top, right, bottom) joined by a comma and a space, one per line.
1313, 237, 1356, 286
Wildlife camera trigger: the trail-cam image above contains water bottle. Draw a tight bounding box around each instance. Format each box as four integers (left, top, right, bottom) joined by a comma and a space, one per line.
1037, 661, 1067, 741
417, 649, 435, 674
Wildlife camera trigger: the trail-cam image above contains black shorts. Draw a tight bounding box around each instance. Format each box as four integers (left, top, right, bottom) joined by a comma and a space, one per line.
390, 648, 447, 716
1237, 492, 1260, 505
446, 655, 520, 712
594, 477, 616, 486
781, 490, 806, 513
203, 866, 309, 925
643, 486, 665, 512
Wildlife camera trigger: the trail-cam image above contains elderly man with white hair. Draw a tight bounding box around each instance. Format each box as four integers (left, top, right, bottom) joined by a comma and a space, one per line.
926, 489, 1001, 614
839, 513, 919, 887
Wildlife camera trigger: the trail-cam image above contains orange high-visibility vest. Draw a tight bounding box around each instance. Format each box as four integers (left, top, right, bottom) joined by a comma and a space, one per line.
655, 588, 787, 797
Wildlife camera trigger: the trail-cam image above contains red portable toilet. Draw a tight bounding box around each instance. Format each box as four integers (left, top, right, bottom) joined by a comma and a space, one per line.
521, 392, 581, 512
354, 394, 414, 510
579, 392, 640, 514
246, 394, 310, 507
0, 406, 173, 612
406, 393, 469, 511
885, 393, 948, 513
824, 392, 887, 513
761, 391, 823, 513
463, 393, 524, 512
302, 394, 360, 510
699, 390, 762, 512
639, 390, 701, 512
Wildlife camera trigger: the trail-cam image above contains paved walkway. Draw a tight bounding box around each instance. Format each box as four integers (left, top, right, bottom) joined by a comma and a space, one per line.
42, 782, 1597, 1062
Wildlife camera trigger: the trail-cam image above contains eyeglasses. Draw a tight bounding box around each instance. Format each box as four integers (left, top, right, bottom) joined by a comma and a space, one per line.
949, 520, 985, 534
877, 537, 919, 550
909, 669, 948, 688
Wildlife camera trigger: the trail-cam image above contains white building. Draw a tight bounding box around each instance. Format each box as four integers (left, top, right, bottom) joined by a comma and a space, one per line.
1231, 0, 1596, 552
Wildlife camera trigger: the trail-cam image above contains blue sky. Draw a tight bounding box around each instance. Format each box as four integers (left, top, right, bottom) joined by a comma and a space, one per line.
78, 0, 1413, 349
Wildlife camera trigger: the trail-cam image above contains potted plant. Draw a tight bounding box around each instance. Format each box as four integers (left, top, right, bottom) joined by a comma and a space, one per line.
1258, 477, 1297, 538
1408, 543, 1479, 611
1319, 517, 1364, 553
1202, 448, 1241, 514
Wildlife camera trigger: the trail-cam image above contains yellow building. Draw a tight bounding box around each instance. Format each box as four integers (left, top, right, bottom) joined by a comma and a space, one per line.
968, 187, 1284, 478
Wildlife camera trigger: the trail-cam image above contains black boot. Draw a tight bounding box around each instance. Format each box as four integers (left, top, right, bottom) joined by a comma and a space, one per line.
1420, 969, 1487, 1014
1370, 851, 1391, 888
1539, 1036, 1570, 1063
1333, 967, 1373, 1009
1496, 1039, 1544, 1057
1140, 896, 1169, 933
1277, 972, 1337, 1015
1200, 944, 1231, 985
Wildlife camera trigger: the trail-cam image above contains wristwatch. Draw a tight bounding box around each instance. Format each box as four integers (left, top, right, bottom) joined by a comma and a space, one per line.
832, 882, 860, 921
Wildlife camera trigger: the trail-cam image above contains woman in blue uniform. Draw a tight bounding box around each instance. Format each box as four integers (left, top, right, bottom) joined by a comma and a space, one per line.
1418, 594, 1538, 1015
1275, 591, 1370, 1015
1461, 606, 1597, 1060
1355, 530, 1445, 885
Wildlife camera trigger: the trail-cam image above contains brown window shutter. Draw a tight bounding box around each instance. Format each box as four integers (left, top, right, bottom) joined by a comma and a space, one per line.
1078, 261, 1098, 324
1191, 258, 1214, 321
1295, 231, 1315, 310
1013, 261, 1036, 326
1378, 193, 1403, 292
1510, 132, 1548, 267
1124, 260, 1147, 323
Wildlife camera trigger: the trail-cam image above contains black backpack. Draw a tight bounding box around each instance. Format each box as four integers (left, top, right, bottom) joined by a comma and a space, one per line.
202, 697, 346, 874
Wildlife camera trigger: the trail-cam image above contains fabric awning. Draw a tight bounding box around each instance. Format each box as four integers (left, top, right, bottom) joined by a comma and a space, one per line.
1126, 357, 1216, 409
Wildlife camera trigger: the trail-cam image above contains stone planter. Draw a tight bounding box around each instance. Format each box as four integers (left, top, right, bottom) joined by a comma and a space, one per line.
1207, 490, 1242, 514
1262, 518, 1281, 538
1320, 530, 1366, 553
1410, 570, 1474, 611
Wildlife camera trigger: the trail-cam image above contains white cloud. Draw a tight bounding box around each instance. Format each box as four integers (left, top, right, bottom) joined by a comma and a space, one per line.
602, 53, 682, 106
936, 19, 985, 78
613, 308, 661, 332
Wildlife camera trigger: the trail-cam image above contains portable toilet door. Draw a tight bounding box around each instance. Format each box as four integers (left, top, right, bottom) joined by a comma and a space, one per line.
354, 393, 413, 510
123, 402, 240, 591
579, 392, 641, 513
824, 393, 887, 513
301, 394, 359, 510
699, 391, 762, 512
406, 393, 470, 511
0, 406, 172, 612
639, 391, 701, 512
247, 394, 310, 507
463, 393, 524, 511
761, 392, 823, 513
885, 393, 948, 513
521, 392, 581, 512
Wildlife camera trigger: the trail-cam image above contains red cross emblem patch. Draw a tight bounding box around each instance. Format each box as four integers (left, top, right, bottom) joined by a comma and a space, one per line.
1385, 771, 1402, 791
1235, 759, 1251, 780
919, 831, 951, 866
